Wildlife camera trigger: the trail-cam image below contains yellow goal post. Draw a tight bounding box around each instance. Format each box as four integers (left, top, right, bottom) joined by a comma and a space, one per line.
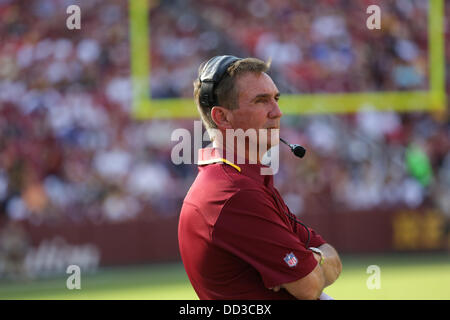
129, 0, 446, 120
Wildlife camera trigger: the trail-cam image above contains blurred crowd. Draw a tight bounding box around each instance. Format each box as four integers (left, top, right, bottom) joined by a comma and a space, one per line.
151, 0, 433, 96
277, 112, 450, 217
0, 0, 449, 226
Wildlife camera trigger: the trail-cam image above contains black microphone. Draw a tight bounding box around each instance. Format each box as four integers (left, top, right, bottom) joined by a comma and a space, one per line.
280, 138, 306, 158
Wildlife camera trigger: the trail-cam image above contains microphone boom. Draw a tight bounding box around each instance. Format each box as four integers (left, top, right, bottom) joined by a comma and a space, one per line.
280, 138, 306, 158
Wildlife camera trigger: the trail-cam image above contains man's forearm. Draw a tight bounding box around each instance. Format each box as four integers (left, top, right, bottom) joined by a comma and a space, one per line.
318, 243, 342, 287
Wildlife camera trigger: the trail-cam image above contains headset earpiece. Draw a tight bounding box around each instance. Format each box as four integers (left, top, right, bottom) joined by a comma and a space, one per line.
198, 55, 241, 108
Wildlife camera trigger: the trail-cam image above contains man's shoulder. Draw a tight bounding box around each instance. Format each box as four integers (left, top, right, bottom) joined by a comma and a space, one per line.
188, 163, 258, 195
182, 163, 265, 216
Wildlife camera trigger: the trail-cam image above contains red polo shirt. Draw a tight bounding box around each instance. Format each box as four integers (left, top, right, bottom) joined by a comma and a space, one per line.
178, 148, 326, 300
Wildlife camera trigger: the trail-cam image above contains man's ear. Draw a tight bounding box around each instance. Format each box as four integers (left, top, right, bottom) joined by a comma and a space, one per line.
211, 106, 233, 129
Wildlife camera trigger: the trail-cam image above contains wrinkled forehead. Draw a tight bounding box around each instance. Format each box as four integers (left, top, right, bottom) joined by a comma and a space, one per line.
235, 72, 279, 101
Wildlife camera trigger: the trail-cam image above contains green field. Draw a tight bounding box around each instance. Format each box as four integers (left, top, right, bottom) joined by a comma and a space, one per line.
1, 253, 449, 300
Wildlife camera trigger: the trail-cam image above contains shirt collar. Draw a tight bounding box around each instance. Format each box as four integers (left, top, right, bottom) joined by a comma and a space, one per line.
197, 147, 274, 187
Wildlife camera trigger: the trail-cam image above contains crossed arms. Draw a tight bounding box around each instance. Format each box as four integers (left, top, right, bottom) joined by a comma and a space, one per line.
272, 243, 342, 300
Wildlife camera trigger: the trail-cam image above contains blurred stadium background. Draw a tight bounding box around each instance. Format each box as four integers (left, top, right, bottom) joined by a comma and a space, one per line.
0, 0, 449, 299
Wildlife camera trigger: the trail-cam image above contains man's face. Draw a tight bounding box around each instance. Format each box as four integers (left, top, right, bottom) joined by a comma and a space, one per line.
227, 72, 283, 151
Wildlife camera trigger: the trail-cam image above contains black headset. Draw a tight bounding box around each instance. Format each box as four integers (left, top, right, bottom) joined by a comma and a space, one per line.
198, 55, 242, 108
197, 55, 311, 248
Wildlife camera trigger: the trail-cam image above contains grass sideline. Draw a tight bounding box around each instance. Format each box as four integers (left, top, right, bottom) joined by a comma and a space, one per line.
0, 253, 448, 300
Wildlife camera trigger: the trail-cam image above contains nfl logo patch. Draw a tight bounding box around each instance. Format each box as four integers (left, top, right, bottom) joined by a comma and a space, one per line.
284, 252, 298, 267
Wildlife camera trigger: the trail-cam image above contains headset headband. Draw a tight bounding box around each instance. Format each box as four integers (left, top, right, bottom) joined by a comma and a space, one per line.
198, 55, 241, 108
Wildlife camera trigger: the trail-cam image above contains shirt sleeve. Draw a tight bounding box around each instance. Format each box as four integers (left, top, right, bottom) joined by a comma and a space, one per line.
305, 226, 327, 248
273, 186, 327, 248
212, 189, 319, 289
292, 221, 327, 248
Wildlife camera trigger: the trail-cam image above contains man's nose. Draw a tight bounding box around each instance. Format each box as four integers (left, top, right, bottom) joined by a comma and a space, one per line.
269, 100, 283, 119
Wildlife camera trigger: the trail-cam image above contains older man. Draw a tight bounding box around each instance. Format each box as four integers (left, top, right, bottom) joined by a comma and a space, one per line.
178, 56, 342, 300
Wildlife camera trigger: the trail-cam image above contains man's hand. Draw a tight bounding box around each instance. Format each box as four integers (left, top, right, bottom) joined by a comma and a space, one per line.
312, 252, 322, 263
269, 243, 342, 299
269, 252, 323, 293
269, 285, 281, 292
317, 243, 342, 287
